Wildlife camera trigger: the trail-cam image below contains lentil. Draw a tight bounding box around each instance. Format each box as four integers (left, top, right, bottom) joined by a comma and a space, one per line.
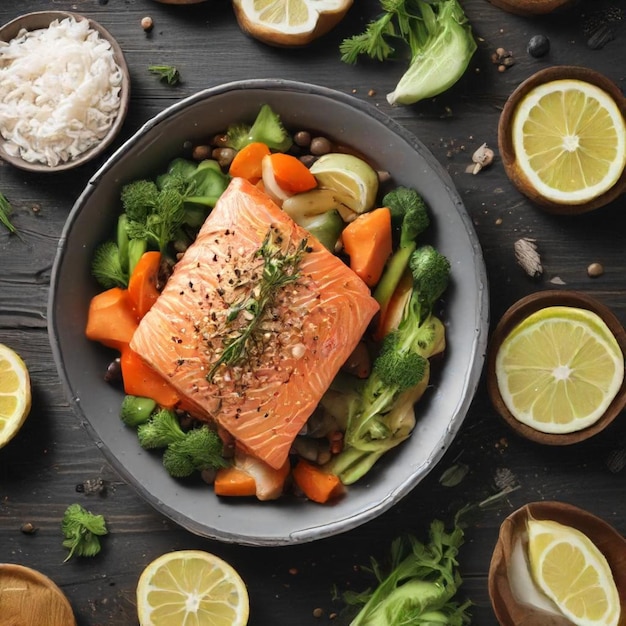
587, 262, 604, 278
309, 136, 332, 156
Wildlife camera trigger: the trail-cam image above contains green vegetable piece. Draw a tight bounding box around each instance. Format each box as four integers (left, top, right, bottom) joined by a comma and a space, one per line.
0, 192, 17, 235
137, 409, 185, 449
121, 180, 158, 222
117, 214, 130, 274
162, 425, 228, 478
61, 503, 108, 562
298, 210, 344, 252
225, 104, 293, 152
91, 241, 128, 289
343, 520, 471, 626
148, 64, 181, 86
120, 395, 157, 427
340, 0, 477, 106
128, 238, 148, 276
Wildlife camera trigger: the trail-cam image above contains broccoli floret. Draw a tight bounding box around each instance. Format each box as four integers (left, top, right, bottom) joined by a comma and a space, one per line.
120, 395, 157, 427
162, 425, 227, 478
374, 187, 431, 315
91, 241, 128, 289
328, 244, 450, 485
121, 180, 159, 222
225, 104, 293, 152
137, 409, 185, 449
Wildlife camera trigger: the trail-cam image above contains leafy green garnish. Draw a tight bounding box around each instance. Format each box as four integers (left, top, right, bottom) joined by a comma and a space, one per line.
61, 503, 108, 562
0, 193, 17, 234
149, 64, 181, 85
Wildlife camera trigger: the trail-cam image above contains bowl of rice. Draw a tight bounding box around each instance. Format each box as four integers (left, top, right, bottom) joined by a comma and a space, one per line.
0, 11, 130, 172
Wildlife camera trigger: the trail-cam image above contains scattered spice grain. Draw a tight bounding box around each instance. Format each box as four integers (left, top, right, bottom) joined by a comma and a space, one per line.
587, 262, 604, 278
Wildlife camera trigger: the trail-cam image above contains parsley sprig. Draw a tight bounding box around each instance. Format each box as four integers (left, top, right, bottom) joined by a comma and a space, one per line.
0, 193, 17, 234
61, 503, 108, 562
148, 64, 181, 85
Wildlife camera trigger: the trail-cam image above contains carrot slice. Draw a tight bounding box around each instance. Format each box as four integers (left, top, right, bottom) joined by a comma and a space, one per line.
292, 459, 343, 504
120, 347, 180, 409
229, 142, 271, 183
267, 153, 317, 194
341, 207, 392, 287
85, 287, 138, 351
214, 466, 257, 497
374, 268, 413, 341
128, 251, 161, 320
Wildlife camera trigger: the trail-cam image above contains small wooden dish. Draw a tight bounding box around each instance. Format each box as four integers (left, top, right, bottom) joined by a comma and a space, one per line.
498, 66, 626, 215
0, 11, 130, 173
485, 0, 576, 16
488, 501, 626, 626
486, 290, 626, 445
0, 563, 77, 625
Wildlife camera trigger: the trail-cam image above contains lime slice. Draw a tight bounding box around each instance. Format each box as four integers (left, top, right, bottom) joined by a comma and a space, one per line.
0, 343, 31, 448
309, 153, 379, 214
495, 306, 624, 434
512, 79, 626, 205
136, 550, 249, 626
527, 518, 621, 626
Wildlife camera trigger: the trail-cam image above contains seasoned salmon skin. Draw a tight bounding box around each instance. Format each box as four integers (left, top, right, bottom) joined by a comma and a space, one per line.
130, 178, 379, 469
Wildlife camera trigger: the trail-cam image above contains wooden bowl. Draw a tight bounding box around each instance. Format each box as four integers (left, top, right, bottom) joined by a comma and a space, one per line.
485, 0, 577, 16
488, 501, 626, 626
0, 11, 130, 173
0, 563, 76, 625
498, 66, 626, 215
486, 290, 626, 445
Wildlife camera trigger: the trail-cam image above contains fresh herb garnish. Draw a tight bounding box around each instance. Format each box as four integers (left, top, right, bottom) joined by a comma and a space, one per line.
207, 228, 309, 381
0, 193, 17, 234
148, 64, 181, 85
61, 503, 108, 562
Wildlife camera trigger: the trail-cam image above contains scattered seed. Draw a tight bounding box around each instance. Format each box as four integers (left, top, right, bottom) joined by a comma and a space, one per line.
20, 522, 38, 534
367, 89, 376, 97
514, 238, 543, 278
587, 262, 604, 278
141, 16, 154, 32
470, 142, 494, 174
313, 608, 324, 618
527, 34, 550, 58
550, 276, 566, 285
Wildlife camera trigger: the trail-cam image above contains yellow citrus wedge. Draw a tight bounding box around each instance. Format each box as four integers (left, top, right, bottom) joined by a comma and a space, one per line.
495, 306, 624, 434
527, 518, 621, 626
309, 153, 379, 214
136, 550, 249, 626
232, 0, 353, 47
512, 79, 626, 205
0, 343, 31, 448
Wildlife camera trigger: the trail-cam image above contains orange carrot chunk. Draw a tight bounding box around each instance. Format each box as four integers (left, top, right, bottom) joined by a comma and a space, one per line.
292, 459, 343, 504
229, 142, 271, 183
374, 268, 414, 341
127, 251, 162, 320
85, 287, 138, 351
268, 152, 317, 194
214, 466, 257, 497
341, 207, 392, 287
120, 347, 180, 409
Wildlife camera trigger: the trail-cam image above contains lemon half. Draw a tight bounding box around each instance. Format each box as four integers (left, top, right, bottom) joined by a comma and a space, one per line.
495, 306, 624, 434
512, 79, 626, 205
528, 518, 621, 626
136, 550, 249, 626
0, 343, 31, 448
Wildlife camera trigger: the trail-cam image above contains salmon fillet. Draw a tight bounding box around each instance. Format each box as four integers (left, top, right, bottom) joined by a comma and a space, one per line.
130, 177, 379, 469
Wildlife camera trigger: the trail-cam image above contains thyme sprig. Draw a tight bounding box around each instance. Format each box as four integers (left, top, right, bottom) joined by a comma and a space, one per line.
206, 228, 309, 381
148, 64, 181, 85
0, 193, 17, 234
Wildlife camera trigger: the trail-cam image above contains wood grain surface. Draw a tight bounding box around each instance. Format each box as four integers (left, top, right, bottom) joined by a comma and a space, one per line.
1, 1, 625, 625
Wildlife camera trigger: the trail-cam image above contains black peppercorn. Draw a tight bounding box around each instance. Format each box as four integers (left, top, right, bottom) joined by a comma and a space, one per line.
527, 35, 550, 58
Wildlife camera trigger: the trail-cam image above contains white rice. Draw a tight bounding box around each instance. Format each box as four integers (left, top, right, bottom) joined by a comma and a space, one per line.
0, 16, 123, 166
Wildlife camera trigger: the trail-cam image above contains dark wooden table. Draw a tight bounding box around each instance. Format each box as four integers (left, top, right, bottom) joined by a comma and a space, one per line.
1, 1, 625, 624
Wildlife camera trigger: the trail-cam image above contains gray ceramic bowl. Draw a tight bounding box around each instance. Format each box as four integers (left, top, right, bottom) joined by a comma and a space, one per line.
49, 79, 489, 546
0, 11, 129, 172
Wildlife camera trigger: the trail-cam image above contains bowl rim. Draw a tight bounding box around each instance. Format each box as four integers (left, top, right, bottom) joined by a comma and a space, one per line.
498, 65, 626, 215
0, 10, 130, 173
486, 289, 626, 445
48, 78, 490, 545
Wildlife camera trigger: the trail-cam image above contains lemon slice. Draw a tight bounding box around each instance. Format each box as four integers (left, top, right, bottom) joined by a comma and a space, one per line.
527, 518, 621, 626
309, 153, 379, 214
512, 79, 626, 205
136, 550, 249, 626
232, 0, 353, 47
0, 343, 32, 448
495, 306, 624, 434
